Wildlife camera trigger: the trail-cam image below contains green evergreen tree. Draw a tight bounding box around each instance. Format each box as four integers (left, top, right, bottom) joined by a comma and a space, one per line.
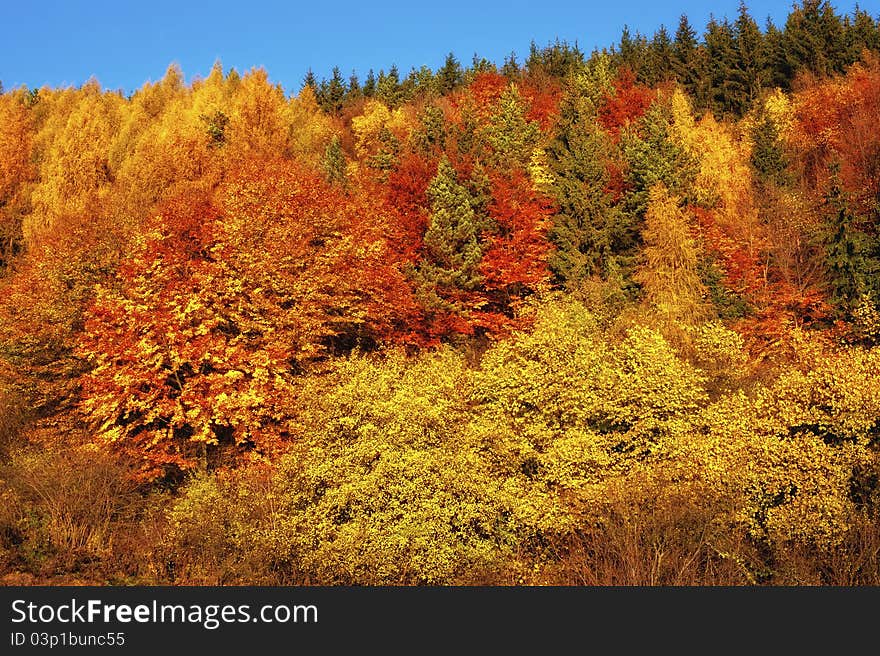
673, 15, 708, 109
409, 158, 487, 311
377, 66, 403, 107
484, 85, 541, 167
704, 17, 741, 117
750, 116, 788, 186
762, 18, 793, 90
302, 68, 318, 93
412, 104, 447, 155
501, 52, 520, 79
783, 0, 847, 79
622, 101, 698, 223
823, 168, 875, 314
319, 66, 346, 113
845, 6, 880, 62
544, 84, 623, 283
646, 26, 674, 86
362, 69, 377, 97
733, 2, 766, 114
321, 136, 348, 187
437, 53, 464, 94
346, 71, 361, 102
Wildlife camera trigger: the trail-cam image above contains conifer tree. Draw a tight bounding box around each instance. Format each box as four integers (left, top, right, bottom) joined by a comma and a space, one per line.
822, 169, 877, 314
672, 15, 699, 83
362, 69, 377, 97
437, 53, 463, 94
635, 184, 708, 326
545, 86, 622, 283
409, 158, 486, 311
321, 136, 348, 187
762, 18, 792, 90
734, 3, 766, 114
783, 0, 847, 78
377, 66, 402, 107
484, 85, 541, 168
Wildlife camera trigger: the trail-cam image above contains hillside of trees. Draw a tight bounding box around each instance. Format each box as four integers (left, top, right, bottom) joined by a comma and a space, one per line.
1, 0, 879, 585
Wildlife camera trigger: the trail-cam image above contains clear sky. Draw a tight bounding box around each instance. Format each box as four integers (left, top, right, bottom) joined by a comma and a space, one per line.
1, 1, 878, 96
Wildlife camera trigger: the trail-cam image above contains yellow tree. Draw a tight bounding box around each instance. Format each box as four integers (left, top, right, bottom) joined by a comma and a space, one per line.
635, 184, 708, 328
0, 88, 36, 268
27, 80, 123, 242
227, 67, 289, 161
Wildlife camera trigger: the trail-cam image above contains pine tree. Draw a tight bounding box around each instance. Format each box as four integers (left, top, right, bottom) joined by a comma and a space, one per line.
545, 90, 622, 283
363, 69, 377, 97
409, 158, 486, 311
437, 53, 463, 94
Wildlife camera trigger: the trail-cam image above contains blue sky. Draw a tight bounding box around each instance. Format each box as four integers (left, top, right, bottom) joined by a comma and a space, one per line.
1, 1, 878, 96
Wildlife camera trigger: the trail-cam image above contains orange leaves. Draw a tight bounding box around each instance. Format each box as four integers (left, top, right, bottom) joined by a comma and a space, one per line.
793, 56, 880, 214
479, 169, 553, 292
597, 68, 656, 138
77, 160, 435, 478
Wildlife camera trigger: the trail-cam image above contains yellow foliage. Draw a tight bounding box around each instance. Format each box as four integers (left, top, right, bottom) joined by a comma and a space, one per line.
350, 99, 415, 161
285, 86, 338, 163
27, 82, 124, 241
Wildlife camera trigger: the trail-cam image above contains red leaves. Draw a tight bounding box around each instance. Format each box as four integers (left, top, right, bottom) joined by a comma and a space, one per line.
597, 68, 655, 138
794, 56, 880, 218
479, 169, 553, 291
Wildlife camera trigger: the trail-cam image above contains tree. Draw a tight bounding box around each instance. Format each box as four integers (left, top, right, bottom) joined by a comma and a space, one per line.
733, 3, 766, 115
0, 89, 35, 271
437, 53, 464, 94
78, 162, 419, 480
408, 158, 486, 323
321, 136, 348, 186
483, 84, 542, 167
635, 184, 708, 327
783, 0, 847, 79
544, 83, 622, 283
821, 169, 876, 315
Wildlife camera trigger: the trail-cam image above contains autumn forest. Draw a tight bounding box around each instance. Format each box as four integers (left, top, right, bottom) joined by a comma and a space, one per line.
2, 1, 880, 585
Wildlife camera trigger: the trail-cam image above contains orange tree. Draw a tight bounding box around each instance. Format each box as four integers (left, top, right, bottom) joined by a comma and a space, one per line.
78, 160, 418, 480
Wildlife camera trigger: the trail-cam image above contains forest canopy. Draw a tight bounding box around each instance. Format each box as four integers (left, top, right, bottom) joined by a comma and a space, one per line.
1, 0, 879, 585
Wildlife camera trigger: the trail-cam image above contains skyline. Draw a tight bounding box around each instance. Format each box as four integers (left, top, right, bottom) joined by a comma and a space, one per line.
2, 1, 879, 96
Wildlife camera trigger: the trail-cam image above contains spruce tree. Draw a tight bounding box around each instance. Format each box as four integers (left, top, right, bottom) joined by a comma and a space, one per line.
484, 86, 542, 168
437, 53, 463, 94
734, 3, 766, 114
823, 169, 874, 314
409, 158, 486, 311
545, 86, 622, 283
363, 69, 377, 97
321, 136, 348, 187
672, 15, 698, 82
